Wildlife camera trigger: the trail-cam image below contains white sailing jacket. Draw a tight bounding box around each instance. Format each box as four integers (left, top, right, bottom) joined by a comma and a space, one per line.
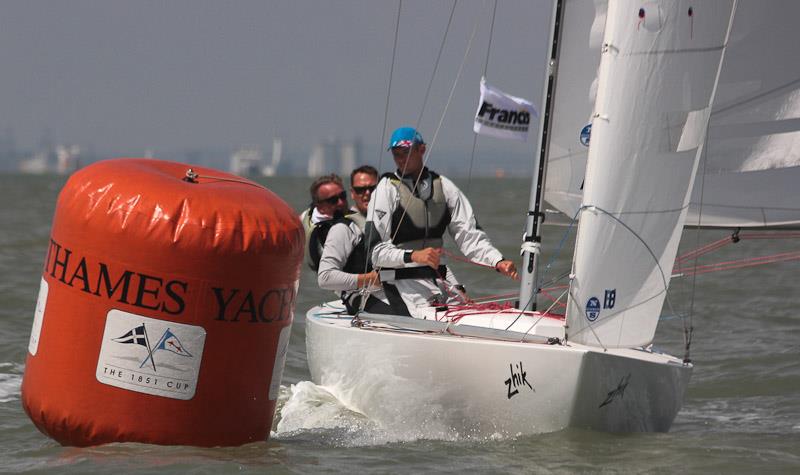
367, 170, 504, 317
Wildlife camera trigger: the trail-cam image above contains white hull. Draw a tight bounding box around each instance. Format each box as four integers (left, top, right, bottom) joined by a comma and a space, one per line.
306, 303, 692, 437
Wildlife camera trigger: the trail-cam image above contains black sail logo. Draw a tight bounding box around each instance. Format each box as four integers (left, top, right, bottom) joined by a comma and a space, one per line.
476, 101, 530, 132
599, 374, 631, 408
504, 361, 534, 399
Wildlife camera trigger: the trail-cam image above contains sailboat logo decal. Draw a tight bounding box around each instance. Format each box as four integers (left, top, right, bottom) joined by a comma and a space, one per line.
579, 123, 592, 146
112, 324, 193, 372
599, 374, 631, 408
97, 309, 206, 400
585, 297, 601, 321
504, 361, 534, 399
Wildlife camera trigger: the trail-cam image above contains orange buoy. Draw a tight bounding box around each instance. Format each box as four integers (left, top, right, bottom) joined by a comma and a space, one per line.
21, 158, 304, 447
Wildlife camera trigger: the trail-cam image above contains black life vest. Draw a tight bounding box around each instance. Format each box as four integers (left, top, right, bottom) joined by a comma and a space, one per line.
307, 212, 374, 273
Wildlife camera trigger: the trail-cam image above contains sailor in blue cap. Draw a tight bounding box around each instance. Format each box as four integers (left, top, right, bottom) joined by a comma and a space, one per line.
366, 126, 518, 317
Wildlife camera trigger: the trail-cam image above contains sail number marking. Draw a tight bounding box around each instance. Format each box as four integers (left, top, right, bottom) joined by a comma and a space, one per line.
585, 289, 616, 322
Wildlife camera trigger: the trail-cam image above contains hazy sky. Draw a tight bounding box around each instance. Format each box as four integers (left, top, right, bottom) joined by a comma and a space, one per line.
0, 0, 552, 171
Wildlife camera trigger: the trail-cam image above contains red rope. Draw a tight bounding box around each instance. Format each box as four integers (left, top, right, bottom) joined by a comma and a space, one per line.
539, 288, 568, 309
674, 231, 800, 277
438, 232, 798, 313
674, 250, 800, 277
438, 301, 565, 323
676, 236, 732, 263
434, 283, 569, 324
676, 231, 800, 265
442, 301, 515, 322
469, 285, 568, 305
441, 248, 496, 269
741, 232, 800, 240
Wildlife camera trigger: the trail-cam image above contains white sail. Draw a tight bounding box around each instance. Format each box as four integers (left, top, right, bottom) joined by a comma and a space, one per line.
544, 0, 606, 220
685, 0, 800, 227
566, 0, 736, 348
545, 0, 800, 229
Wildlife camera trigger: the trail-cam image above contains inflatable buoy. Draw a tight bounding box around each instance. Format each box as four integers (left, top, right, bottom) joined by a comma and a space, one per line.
21, 158, 304, 447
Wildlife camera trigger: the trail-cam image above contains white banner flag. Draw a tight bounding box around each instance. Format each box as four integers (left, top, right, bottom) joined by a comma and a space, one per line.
473, 78, 538, 141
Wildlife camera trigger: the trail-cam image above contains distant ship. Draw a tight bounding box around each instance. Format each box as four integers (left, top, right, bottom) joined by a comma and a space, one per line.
262, 138, 282, 177
18, 151, 49, 174
229, 138, 282, 177
229, 146, 264, 176
306, 138, 361, 177
18, 145, 81, 174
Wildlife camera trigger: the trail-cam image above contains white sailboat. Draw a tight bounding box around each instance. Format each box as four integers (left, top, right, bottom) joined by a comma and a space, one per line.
305, 0, 797, 436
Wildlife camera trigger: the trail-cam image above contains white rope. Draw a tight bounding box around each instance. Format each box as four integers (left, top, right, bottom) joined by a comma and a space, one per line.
389, 1, 483, 247
358, 0, 404, 278
520, 241, 541, 256
519, 286, 568, 343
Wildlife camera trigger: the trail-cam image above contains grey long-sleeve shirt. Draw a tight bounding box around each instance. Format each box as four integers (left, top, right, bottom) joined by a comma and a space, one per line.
317, 220, 363, 291
317, 219, 387, 303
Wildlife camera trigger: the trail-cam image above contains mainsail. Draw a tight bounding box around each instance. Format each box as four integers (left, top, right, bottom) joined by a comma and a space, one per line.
545, 0, 800, 229
686, 0, 800, 227
565, 0, 736, 348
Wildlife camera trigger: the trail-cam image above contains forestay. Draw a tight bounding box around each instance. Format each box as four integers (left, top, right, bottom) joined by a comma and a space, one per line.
566, 0, 736, 348
545, 0, 800, 229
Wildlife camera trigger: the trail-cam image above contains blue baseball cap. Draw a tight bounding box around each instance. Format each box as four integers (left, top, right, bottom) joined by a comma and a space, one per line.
387, 127, 425, 150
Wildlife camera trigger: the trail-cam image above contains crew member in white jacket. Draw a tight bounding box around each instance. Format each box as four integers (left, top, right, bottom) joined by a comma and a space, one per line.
317, 165, 393, 314
367, 126, 518, 317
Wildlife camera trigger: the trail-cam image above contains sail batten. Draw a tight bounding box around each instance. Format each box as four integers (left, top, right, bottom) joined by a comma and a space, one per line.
565, 0, 736, 348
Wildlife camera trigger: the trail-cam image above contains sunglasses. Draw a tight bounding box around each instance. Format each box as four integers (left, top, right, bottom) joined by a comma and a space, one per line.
352, 185, 377, 194
390, 146, 415, 158
317, 191, 347, 205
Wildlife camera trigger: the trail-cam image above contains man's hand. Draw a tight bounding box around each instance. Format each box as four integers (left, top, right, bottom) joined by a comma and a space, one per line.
495, 259, 519, 280
411, 247, 442, 269
358, 270, 381, 289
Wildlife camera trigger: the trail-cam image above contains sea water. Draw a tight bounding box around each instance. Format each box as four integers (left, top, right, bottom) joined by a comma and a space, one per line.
1, 173, 798, 473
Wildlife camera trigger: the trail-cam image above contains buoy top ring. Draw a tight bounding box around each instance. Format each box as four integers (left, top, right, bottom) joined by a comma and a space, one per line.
183, 168, 199, 183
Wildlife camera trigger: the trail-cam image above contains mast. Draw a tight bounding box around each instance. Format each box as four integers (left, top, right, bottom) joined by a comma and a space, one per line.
518, 0, 565, 311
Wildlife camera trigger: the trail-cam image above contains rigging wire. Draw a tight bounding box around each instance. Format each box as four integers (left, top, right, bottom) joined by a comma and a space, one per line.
357, 0, 469, 309
375, 0, 460, 296
382, 2, 491, 309
375, 0, 403, 176
377, 0, 459, 249
413, 0, 459, 139
388, 1, 480, 246
362, 2, 529, 315
357, 0, 404, 285
684, 0, 740, 363
685, 138, 708, 362
465, 0, 498, 194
